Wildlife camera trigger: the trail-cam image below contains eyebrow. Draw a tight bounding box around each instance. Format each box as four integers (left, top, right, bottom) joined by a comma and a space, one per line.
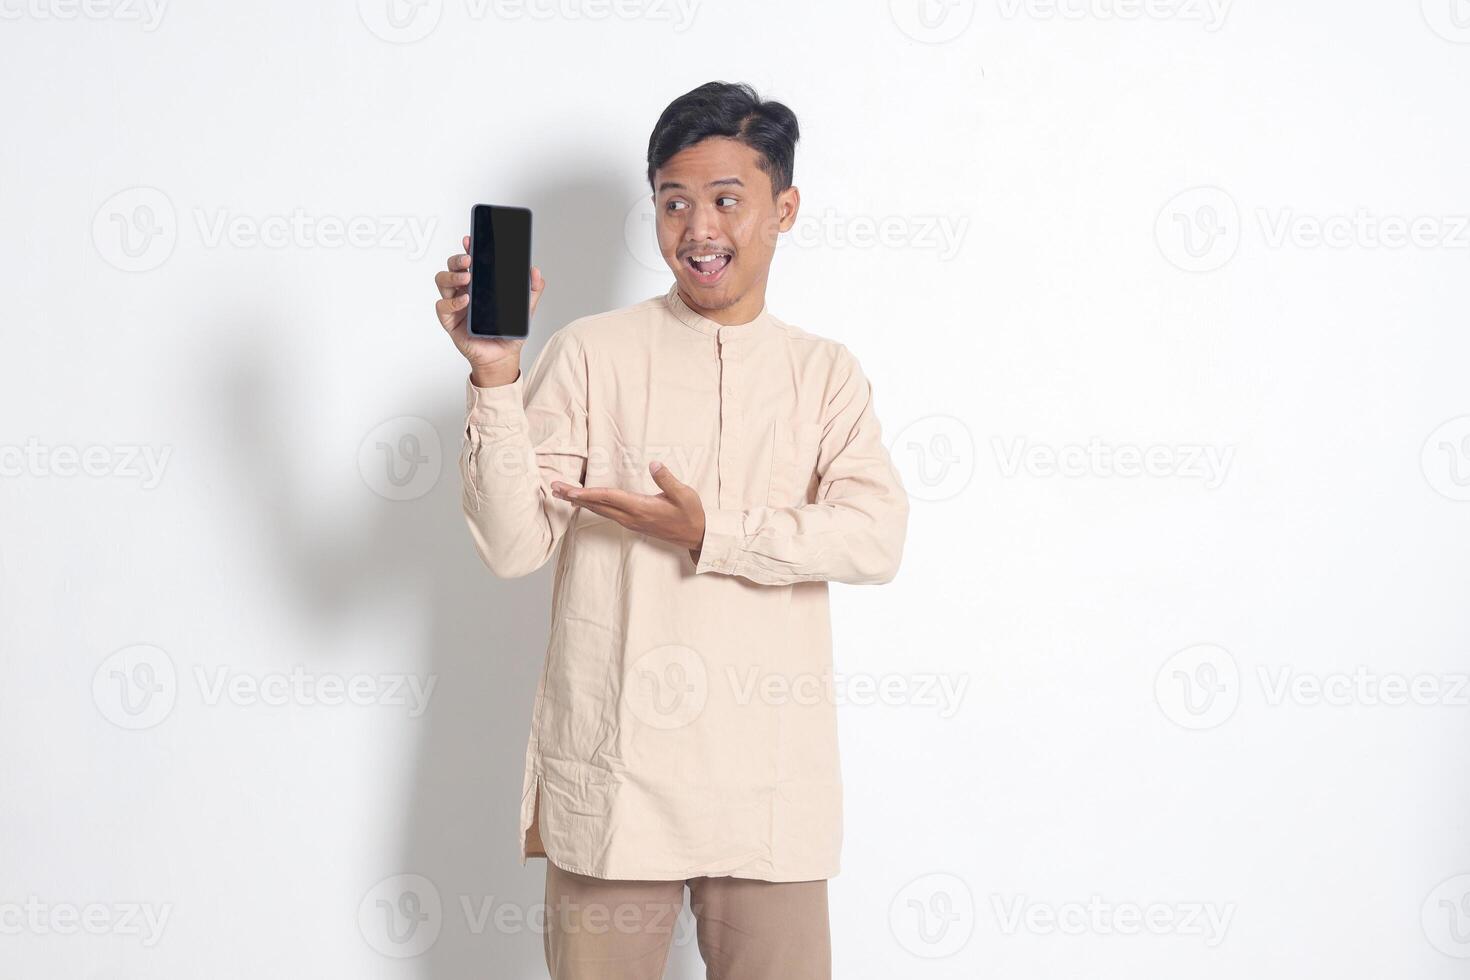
656, 177, 745, 193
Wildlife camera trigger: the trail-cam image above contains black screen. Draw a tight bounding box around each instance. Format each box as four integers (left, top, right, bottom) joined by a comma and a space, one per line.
468, 205, 532, 338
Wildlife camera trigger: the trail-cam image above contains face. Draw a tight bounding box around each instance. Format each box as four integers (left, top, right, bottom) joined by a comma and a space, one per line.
652, 136, 800, 317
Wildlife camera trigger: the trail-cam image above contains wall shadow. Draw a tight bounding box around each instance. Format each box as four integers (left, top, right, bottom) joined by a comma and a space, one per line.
210, 169, 705, 977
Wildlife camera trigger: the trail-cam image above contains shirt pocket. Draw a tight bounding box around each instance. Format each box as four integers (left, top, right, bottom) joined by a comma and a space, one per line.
767, 421, 824, 507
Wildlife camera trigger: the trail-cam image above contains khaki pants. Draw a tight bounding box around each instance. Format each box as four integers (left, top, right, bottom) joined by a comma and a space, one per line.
542, 859, 831, 980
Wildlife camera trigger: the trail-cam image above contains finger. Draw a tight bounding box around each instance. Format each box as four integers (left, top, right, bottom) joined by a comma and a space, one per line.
529, 266, 546, 318
565, 486, 647, 512
447, 252, 471, 273
435, 269, 471, 299
435, 293, 469, 329
462, 234, 470, 252
648, 460, 687, 496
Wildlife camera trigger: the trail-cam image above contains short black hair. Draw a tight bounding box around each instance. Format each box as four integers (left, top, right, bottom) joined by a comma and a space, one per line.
646, 81, 800, 196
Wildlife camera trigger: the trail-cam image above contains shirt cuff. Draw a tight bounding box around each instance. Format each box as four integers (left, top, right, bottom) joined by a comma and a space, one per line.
465, 371, 526, 428
693, 508, 746, 575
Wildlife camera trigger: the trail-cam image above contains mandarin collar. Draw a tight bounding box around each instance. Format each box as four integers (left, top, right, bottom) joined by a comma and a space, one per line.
663, 282, 772, 341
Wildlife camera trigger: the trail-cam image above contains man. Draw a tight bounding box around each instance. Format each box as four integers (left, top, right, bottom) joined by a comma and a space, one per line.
433, 81, 909, 979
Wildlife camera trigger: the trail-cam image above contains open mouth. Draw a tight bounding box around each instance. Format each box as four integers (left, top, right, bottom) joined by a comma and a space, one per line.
683, 250, 732, 284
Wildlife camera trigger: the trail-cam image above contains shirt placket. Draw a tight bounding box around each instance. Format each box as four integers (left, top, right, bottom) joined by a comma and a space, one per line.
716, 325, 742, 509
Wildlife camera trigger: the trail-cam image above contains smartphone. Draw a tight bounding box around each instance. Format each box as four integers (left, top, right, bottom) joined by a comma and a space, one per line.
467, 204, 533, 338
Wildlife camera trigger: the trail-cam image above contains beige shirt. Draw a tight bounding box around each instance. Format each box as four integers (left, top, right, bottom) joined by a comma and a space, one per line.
459, 281, 910, 882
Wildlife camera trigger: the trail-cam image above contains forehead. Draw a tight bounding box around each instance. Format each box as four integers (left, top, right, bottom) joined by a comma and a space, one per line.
654, 137, 771, 192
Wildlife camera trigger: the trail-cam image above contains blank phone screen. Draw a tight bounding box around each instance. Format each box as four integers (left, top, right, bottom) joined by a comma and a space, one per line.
468, 205, 531, 337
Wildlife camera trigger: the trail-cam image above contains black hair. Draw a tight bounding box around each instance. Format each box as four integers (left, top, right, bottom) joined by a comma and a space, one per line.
646, 81, 800, 197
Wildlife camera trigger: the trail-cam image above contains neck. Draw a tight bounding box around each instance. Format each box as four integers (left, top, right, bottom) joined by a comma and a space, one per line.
679, 278, 767, 325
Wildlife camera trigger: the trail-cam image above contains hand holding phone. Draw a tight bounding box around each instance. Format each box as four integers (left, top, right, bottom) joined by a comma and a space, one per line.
434, 207, 544, 384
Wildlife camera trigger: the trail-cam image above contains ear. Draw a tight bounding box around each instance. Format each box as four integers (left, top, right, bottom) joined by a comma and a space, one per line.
777, 184, 801, 233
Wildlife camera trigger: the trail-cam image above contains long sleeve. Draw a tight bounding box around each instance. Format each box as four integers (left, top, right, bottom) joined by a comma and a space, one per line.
459, 328, 588, 579
693, 347, 910, 586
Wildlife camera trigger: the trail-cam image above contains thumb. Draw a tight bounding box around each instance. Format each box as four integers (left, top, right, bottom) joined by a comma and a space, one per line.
649, 459, 684, 494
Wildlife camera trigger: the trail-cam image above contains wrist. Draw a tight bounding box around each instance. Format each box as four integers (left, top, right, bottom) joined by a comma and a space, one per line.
470, 362, 521, 388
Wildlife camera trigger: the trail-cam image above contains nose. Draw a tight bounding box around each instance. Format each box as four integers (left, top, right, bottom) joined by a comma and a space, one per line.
682, 200, 723, 247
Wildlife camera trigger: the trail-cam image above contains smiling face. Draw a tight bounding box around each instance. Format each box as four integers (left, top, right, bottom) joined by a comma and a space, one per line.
652, 136, 800, 324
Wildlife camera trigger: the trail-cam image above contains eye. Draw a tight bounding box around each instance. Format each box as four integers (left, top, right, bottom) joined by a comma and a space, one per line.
664, 200, 689, 213
716, 195, 738, 207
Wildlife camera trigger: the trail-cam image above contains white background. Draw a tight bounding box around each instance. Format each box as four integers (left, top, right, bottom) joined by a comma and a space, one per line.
2, 0, 1469, 977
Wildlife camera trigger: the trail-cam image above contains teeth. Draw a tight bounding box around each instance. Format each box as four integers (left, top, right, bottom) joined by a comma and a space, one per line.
690, 253, 728, 263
